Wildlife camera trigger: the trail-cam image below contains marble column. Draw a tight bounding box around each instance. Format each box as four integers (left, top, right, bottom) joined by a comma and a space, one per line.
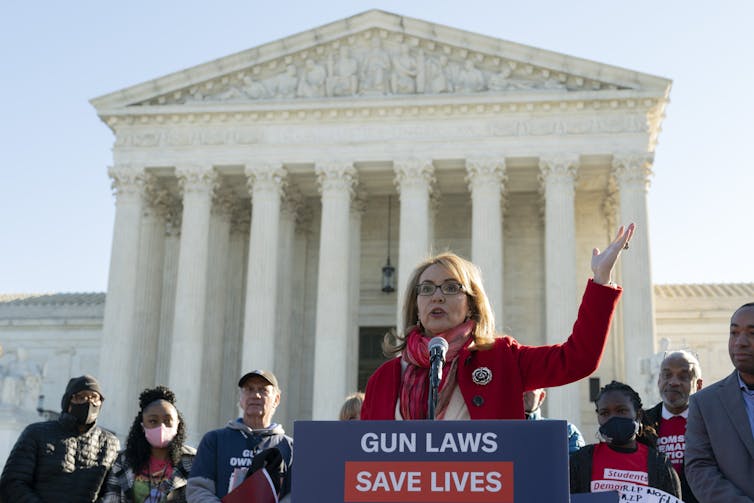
394, 159, 435, 330
156, 198, 181, 385
612, 153, 656, 395
347, 192, 366, 392
242, 164, 287, 375
287, 212, 313, 422
274, 188, 301, 427
220, 202, 250, 421
539, 155, 580, 425
133, 176, 169, 393
198, 189, 233, 433
466, 158, 507, 330
99, 164, 144, 437
312, 162, 357, 419
168, 164, 217, 442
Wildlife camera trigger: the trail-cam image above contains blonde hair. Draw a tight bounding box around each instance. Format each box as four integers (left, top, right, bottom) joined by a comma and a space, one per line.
385, 252, 498, 356
339, 392, 365, 420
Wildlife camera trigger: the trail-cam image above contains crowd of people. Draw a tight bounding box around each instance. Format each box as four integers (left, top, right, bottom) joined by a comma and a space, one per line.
1, 223, 752, 502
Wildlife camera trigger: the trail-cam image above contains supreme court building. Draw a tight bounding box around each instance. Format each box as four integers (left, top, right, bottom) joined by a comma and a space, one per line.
87, 10, 672, 441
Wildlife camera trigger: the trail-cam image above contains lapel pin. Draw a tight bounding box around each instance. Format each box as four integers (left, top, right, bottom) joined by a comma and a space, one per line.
472, 367, 492, 385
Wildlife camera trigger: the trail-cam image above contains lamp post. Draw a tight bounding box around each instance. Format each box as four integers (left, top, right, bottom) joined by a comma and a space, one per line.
382, 195, 395, 293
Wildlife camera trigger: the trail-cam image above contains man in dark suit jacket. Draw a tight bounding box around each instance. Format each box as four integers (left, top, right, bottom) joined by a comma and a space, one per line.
685, 302, 754, 501
643, 350, 703, 503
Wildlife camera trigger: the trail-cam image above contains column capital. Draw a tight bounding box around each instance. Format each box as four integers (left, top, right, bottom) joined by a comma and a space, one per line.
538, 154, 579, 192
143, 174, 173, 219
108, 163, 145, 198
282, 184, 305, 224
429, 188, 442, 216
229, 200, 251, 235
611, 152, 654, 190
164, 198, 183, 237
176, 164, 218, 195
465, 157, 507, 191
212, 187, 236, 218
393, 159, 435, 194
538, 154, 580, 173
315, 161, 357, 196
351, 190, 368, 215
245, 163, 287, 196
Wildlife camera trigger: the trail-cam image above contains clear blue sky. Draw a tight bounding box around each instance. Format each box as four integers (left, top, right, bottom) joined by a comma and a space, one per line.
1, 1, 752, 293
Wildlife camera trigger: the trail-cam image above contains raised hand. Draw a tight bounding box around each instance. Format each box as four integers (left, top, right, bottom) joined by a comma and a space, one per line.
591, 223, 635, 285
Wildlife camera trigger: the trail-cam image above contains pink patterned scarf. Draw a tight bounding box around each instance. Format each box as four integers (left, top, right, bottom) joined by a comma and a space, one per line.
399, 320, 475, 420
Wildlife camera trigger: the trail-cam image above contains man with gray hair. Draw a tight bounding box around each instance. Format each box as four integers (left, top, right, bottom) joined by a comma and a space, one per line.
642, 350, 703, 503
187, 369, 293, 502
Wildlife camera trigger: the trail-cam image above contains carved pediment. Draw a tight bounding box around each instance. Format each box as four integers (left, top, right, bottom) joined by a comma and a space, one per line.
140, 31, 610, 106
92, 10, 670, 111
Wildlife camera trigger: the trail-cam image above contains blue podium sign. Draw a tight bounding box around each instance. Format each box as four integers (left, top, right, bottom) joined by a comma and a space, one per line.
293, 420, 570, 503
571, 492, 620, 502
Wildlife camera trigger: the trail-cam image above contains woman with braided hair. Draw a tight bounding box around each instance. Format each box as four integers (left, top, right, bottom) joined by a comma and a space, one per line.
98, 386, 195, 503
569, 380, 681, 499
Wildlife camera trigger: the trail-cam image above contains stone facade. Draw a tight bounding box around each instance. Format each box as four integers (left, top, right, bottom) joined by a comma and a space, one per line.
9, 11, 746, 463
84, 10, 674, 443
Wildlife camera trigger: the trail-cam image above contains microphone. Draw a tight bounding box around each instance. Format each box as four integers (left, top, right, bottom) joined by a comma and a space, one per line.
428, 337, 449, 368
427, 337, 449, 420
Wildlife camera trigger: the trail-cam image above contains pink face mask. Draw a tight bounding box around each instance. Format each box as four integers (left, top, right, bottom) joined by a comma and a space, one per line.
143, 424, 178, 448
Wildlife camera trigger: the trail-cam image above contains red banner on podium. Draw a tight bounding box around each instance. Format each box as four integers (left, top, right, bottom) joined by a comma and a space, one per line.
344, 460, 514, 502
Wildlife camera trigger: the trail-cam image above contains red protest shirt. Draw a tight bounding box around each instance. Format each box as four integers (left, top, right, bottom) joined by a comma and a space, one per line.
656, 415, 687, 476
590, 442, 649, 493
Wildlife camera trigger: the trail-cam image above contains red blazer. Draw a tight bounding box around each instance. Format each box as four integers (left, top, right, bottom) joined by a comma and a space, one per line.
361, 279, 621, 420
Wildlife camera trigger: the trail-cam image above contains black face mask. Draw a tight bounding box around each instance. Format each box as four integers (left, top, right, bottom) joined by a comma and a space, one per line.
598, 416, 639, 445
69, 402, 100, 426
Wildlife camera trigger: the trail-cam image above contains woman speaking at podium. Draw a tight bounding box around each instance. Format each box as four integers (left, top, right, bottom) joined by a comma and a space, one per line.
360, 224, 634, 421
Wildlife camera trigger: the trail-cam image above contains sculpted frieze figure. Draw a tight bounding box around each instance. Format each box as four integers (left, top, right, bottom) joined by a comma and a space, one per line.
186, 87, 206, 102
242, 76, 269, 99
390, 45, 420, 94
640, 337, 670, 405
360, 37, 391, 95
216, 75, 269, 101
0, 347, 42, 412
488, 66, 513, 91
299, 58, 327, 97
454, 60, 486, 93
269, 64, 299, 98
542, 77, 566, 90
326, 48, 358, 97
153, 31, 625, 106
424, 54, 450, 93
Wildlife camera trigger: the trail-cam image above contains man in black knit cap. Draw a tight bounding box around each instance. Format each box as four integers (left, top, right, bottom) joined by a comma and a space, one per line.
0, 374, 120, 502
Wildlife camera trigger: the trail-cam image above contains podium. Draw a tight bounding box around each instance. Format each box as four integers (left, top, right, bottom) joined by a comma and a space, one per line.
293, 420, 617, 502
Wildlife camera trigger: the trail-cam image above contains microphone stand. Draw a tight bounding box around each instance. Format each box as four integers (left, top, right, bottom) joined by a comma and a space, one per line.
428, 354, 443, 420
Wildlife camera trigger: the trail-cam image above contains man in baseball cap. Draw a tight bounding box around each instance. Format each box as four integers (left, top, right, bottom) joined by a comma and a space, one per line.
238, 369, 279, 390
188, 369, 293, 501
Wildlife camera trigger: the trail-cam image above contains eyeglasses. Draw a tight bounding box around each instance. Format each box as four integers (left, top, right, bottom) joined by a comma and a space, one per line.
416, 280, 464, 296
241, 386, 275, 397
70, 392, 102, 405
